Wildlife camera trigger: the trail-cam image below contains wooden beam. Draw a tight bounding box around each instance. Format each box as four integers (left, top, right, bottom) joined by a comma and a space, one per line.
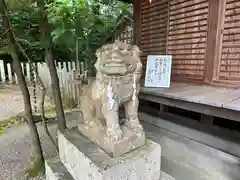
139, 92, 240, 122
160, 104, 168, 113
204, 0, 226, 83
200, 114, 214, 125
133, 0, 141, 46
118, 0, 132, 3
139, 112, 240, 158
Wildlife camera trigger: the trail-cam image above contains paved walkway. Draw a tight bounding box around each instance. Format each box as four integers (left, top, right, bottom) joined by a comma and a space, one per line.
0, 111, 80, 180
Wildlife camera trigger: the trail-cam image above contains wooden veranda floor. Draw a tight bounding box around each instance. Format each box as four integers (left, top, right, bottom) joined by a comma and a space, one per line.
140, 82, 240, 121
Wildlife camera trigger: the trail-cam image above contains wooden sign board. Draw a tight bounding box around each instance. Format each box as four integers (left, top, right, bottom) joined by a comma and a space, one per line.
144, 55, 172, 88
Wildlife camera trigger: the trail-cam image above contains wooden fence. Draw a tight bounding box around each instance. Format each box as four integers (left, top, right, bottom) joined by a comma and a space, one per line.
0, 60, 86, 107
38, 62, 85, 106
0, 60, 86, 84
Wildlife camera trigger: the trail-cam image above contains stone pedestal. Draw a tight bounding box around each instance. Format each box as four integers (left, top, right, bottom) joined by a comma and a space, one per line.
78, 124, 146, 157
56, 127, 161, 180
45, 156, 74, 180
45, 127, 179, 180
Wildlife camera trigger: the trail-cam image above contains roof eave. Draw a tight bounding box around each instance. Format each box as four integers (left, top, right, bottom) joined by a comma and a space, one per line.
118, 0, 132, 3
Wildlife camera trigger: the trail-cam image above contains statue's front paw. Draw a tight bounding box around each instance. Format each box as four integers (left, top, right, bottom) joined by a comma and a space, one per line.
126, 117, 143, 133
107, 126, 123, 142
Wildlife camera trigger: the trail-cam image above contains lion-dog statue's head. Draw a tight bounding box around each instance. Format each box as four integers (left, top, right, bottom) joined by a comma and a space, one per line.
95, 40, 142, 77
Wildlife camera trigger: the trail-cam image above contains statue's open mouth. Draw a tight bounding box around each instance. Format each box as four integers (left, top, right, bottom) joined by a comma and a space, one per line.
104, 63, 125, 68
102, 58, 126, 68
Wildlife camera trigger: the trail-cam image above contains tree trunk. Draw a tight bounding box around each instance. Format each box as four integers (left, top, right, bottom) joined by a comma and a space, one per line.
35, 66, 58, 151
0, 0, 44, 176
36, 0, 67, 131
14, 38, 59, 152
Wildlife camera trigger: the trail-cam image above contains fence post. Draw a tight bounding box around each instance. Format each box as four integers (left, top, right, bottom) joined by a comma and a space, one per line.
204, 0, 226, 83
63, 62, 67, 71
0, 60, 5, 84
72, 61, 76, 70
68, 61, 72, 72
14, 73, 18, 84
80, 61, 84, 75
21, 63, 24, 75
58, 62, 61, 69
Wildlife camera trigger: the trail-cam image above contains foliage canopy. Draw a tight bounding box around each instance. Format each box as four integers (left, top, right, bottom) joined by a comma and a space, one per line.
0, 0, 132, 73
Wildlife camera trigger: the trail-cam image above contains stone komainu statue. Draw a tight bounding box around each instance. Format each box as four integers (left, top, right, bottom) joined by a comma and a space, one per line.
79, 40, 143, 142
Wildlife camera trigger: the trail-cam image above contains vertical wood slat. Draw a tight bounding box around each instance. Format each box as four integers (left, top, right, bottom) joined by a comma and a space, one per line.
7, 63, 13, 84
60, 70, 65, 99
37, 63, 40, 85
58, 62, 61, 70
62, 69, 67, 100
67, 71, 72, 104
26, 63, 30, 82
165, 1, 170, 54
58, 68, 63, 94
76, 61, 80, 73
204, 0, 226, 83
72, 61, 76, 70
133, 0, 141, 46
21, 63, 24, 75
71, 70, 77, 104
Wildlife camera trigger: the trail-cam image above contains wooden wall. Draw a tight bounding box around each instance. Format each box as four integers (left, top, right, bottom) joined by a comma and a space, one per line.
219, 0, 240, 83
135, 0, 240, 86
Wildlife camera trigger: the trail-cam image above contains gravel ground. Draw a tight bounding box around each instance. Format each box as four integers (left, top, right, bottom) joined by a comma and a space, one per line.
0, 111, 80, 180
0, 84, 77, 180
0, 85, 24, 121
0, 85, 53, 122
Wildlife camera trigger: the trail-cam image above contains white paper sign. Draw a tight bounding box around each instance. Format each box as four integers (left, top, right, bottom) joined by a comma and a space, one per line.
144, 55, 172, 88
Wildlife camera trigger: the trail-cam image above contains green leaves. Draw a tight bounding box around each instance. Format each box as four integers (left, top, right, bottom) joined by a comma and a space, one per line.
47, 0, 132, 73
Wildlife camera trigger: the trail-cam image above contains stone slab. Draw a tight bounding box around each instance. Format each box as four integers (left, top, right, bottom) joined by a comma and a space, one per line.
58, 127, 161, 180
45, 156, 74, 180
78, 123, 146, 157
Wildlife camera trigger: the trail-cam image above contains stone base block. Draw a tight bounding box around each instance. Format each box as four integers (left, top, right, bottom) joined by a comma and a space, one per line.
45, 156, 173, 180
78, 123, 145, 157
45, 156, 74, 180
160, 171, 176, 180
58, 128, 161, 180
